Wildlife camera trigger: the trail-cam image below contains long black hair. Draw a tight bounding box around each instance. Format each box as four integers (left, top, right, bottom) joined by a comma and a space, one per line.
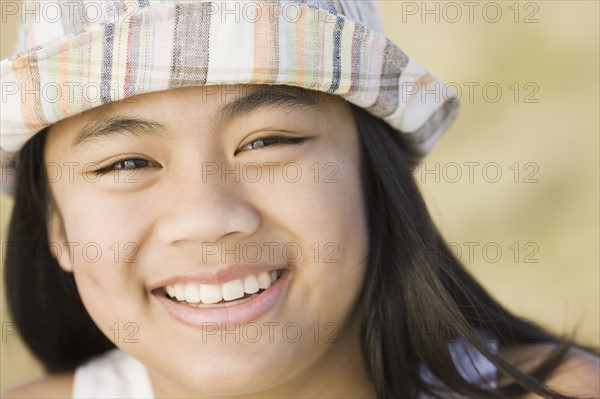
352, 103, 598, 398
5, 128, 115, 372
4, 100, 598, 398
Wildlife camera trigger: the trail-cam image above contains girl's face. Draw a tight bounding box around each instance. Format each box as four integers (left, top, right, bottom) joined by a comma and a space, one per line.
45, 85, 370, 396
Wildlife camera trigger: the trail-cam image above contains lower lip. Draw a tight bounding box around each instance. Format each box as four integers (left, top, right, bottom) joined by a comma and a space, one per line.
153, 269, 290, 327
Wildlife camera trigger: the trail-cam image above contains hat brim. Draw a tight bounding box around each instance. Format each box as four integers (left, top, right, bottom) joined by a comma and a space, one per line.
1, 2, 458, 168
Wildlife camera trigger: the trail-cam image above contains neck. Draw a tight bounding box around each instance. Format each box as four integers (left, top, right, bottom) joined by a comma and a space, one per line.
261, 315, 376, 398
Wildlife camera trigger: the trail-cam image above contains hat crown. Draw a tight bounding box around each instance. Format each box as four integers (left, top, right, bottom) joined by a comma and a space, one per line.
14, 0, 384, 56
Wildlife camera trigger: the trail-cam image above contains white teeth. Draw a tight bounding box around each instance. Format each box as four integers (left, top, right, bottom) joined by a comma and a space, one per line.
201, 284, 222, 304
222, 279, 244, 301
165, 269, 281, 305
174, 285, 186, 301
166, 285, 175, 298
185, 283, 201, 303
257, 272, 271, 289
243, 275, 260, 294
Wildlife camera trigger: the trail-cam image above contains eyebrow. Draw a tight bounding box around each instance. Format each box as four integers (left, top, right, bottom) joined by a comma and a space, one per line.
72, 115, 168, 148
215, 86, 324, 128
72, 86, 325, 148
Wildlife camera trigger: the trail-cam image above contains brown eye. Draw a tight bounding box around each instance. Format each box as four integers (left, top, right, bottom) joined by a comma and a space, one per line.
117, 159, 149, 170
238, 136, 306, 153
93, 158, 160, 176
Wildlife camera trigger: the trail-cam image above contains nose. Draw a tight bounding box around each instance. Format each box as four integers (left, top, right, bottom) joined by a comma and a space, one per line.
153, 173, 261, 247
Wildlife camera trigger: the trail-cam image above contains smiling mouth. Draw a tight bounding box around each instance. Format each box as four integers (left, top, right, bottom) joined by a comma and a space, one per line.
161, 269, 285, 309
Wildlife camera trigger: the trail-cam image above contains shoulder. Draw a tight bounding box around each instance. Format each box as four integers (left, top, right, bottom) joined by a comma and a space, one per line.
1, 373, 74, 398
500, 342, 600, 398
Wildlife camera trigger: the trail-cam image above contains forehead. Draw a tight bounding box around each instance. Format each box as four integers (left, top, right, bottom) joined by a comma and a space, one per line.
47, 84, 347, 138
44, 84, 354, 160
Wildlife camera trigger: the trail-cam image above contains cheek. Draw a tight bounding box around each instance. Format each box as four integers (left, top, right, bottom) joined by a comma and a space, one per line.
57, 194, 148, 316
68, 239, 148, 341
261, 160, 367, 263
303, 187, 368, 315
254, 158, 369, 320
59, 189, 150, 256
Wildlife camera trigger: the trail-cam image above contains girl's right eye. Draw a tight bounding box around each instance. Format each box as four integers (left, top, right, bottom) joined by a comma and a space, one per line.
93, 158, 160, 176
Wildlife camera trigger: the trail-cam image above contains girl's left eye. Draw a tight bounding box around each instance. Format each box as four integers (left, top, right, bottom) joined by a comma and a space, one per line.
93, 158, 159, 176
237, 136, 306, 154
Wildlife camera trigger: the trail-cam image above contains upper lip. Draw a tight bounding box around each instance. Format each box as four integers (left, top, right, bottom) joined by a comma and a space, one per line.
148, 263, 289, 289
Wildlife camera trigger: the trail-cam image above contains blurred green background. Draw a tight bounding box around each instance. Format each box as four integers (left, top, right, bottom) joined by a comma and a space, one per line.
1, 0, 599, 390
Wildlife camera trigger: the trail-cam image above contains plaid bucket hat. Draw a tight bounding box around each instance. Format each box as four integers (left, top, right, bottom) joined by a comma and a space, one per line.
0, 0, 459, 194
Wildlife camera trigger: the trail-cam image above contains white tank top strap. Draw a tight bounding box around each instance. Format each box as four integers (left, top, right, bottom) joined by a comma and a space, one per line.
72, 348, 155, 398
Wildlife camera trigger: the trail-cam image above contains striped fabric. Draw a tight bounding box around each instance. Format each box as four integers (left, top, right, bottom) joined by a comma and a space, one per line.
1, 0, 459, 193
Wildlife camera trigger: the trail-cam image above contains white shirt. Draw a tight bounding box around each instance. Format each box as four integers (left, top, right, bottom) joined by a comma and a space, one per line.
72, 349, 154, 398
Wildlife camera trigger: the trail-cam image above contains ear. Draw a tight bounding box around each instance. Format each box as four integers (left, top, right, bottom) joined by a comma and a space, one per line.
47, 206, 73, 273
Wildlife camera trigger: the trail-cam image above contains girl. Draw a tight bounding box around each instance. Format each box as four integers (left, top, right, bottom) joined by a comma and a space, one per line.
1, 1, 599, 398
